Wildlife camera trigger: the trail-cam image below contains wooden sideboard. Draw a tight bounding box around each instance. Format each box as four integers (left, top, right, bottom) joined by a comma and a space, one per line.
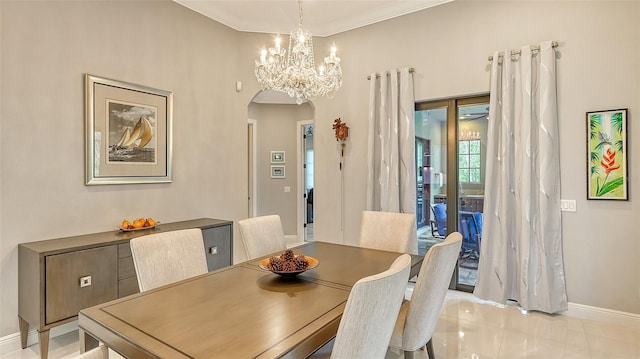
18, 218, 232, 359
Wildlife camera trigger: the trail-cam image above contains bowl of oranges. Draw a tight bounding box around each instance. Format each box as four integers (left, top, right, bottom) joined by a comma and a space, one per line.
120, 217, 158, 231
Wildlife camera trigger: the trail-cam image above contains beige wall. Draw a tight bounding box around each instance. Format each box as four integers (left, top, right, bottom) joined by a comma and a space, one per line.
1, 0, 638, 340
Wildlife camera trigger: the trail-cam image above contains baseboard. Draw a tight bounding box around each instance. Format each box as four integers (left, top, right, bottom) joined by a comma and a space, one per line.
0, 320, 78, 356
566, 302, 640, 330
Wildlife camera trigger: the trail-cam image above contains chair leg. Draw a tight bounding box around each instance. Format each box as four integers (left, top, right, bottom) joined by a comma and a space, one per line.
403, 350, 416, 359
426, 339, 435, 359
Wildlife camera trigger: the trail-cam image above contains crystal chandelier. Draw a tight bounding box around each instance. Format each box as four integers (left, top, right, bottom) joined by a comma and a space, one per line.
254, 0, 342, 105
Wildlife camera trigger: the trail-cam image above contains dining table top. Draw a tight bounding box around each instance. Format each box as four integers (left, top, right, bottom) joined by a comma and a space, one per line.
78, 241, 423, 359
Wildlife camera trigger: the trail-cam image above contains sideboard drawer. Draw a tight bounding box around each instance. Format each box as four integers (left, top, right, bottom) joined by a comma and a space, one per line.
118, 256, 136, 280
203, 225, 232, 271
118, 243, 132, 258
45, 246, 117, 324
118, 276, 140, 297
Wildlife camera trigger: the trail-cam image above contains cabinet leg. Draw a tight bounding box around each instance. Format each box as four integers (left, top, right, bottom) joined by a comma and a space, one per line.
38, 330, 50, 359
18, 316, 28, 349
79, 328, 99, 353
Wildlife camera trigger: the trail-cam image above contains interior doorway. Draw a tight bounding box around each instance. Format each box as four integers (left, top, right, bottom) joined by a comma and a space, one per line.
247, 119, 257, 218
248, 90, 314, 244
297, 120, 314, 242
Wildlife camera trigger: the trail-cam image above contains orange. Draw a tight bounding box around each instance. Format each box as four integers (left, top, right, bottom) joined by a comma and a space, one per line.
122, 219, 132, 229
147, 217, 156, 227
132, 218, 145, 228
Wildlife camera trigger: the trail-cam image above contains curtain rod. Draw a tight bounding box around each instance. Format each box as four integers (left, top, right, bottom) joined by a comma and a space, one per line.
487, 41, 559, 61
367, 68, 415, 80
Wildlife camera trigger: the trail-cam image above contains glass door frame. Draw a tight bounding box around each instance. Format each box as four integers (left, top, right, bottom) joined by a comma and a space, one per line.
415, 94, 489, 292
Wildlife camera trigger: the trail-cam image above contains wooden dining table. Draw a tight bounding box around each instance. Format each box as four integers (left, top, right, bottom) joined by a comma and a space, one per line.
78, 241, 423, 358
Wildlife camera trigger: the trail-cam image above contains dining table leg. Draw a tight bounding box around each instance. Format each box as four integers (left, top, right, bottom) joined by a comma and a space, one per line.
79, 328, 99, 353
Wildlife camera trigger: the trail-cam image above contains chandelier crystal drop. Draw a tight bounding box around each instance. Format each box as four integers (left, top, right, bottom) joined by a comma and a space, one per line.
254, 0, 342, 104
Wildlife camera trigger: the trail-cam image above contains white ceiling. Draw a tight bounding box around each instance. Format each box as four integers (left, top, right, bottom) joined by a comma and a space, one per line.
172, 0, 453, 37
172, 0, 453, 104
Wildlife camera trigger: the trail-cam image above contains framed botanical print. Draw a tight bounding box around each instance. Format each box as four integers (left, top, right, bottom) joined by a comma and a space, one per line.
586, 108, 628, 200
85, 74, 173, 185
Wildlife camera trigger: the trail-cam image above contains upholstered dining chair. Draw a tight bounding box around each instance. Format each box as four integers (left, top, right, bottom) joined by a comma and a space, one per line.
359, 211, 418, 255
76, 345, 108, 358
311, 254, 412, 359
388, 232, 463, 359
238, 215, 287, 260
130, 228, 208, 292
430, 203, 447, 238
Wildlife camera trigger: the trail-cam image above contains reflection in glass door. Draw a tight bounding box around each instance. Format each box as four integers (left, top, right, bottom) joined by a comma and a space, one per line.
414, 104, 448, 259
456, 99, 489, 289
415, 95, 489, 291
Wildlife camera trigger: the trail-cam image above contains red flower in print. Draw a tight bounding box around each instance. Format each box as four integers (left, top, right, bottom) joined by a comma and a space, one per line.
600, 147, 620, 174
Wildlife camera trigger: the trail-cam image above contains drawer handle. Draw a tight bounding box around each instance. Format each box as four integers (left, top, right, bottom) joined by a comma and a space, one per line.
209, 246, 218, 255
80, 276, 92, 288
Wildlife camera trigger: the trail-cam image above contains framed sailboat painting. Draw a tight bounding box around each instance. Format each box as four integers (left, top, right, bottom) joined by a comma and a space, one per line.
85, 74, 173, 185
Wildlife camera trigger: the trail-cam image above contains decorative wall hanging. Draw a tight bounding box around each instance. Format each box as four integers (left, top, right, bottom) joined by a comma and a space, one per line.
587, 108, 628, 200
271, 165, 286, 178
85, 74, 173, 185
332, 118, 349, 170
270, 151, 285, 163
332, 117, 349, 234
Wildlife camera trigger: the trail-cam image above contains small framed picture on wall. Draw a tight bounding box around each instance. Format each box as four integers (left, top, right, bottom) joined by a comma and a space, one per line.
271, 165, 286, 179
271, 151, 285, 163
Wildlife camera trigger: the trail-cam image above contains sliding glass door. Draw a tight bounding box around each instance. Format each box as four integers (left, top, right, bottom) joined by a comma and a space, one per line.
415, 95, 489, 291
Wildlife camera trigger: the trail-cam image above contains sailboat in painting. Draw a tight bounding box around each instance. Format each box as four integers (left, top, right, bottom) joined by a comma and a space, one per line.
110, 115, 155, 163
115, 116, 153, 149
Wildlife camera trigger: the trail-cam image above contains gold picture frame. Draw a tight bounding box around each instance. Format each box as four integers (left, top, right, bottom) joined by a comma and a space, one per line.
85, 74, 173, 185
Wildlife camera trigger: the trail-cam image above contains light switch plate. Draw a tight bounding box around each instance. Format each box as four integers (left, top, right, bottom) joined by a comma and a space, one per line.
560, 199, 576, 212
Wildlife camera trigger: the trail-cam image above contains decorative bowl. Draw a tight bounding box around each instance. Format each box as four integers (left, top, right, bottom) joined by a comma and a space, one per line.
259, 256, 319, 277
119, 224, 158, 232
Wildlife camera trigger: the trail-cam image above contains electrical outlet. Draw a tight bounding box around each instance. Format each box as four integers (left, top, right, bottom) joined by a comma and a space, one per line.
284, 186, 291, 193
560, 199, 576, 212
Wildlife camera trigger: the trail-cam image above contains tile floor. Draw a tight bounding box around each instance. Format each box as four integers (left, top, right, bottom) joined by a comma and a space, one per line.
5, 290, 638, 359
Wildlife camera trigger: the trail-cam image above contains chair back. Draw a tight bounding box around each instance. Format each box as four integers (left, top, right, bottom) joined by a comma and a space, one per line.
359, 211, 417, 255
396, 232, 462, 351
431, 203, 447, 237
238, 215, 287, 260
459, 211, 482, 253
331, 254, 412, 359
130, 228, 208, 292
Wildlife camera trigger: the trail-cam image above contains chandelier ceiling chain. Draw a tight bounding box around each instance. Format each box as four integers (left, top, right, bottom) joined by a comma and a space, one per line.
254, 0, 343, 104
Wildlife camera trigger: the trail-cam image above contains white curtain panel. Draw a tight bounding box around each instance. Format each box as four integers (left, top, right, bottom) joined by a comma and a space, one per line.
366, 68, 416, 214
474, 41, 567, 313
